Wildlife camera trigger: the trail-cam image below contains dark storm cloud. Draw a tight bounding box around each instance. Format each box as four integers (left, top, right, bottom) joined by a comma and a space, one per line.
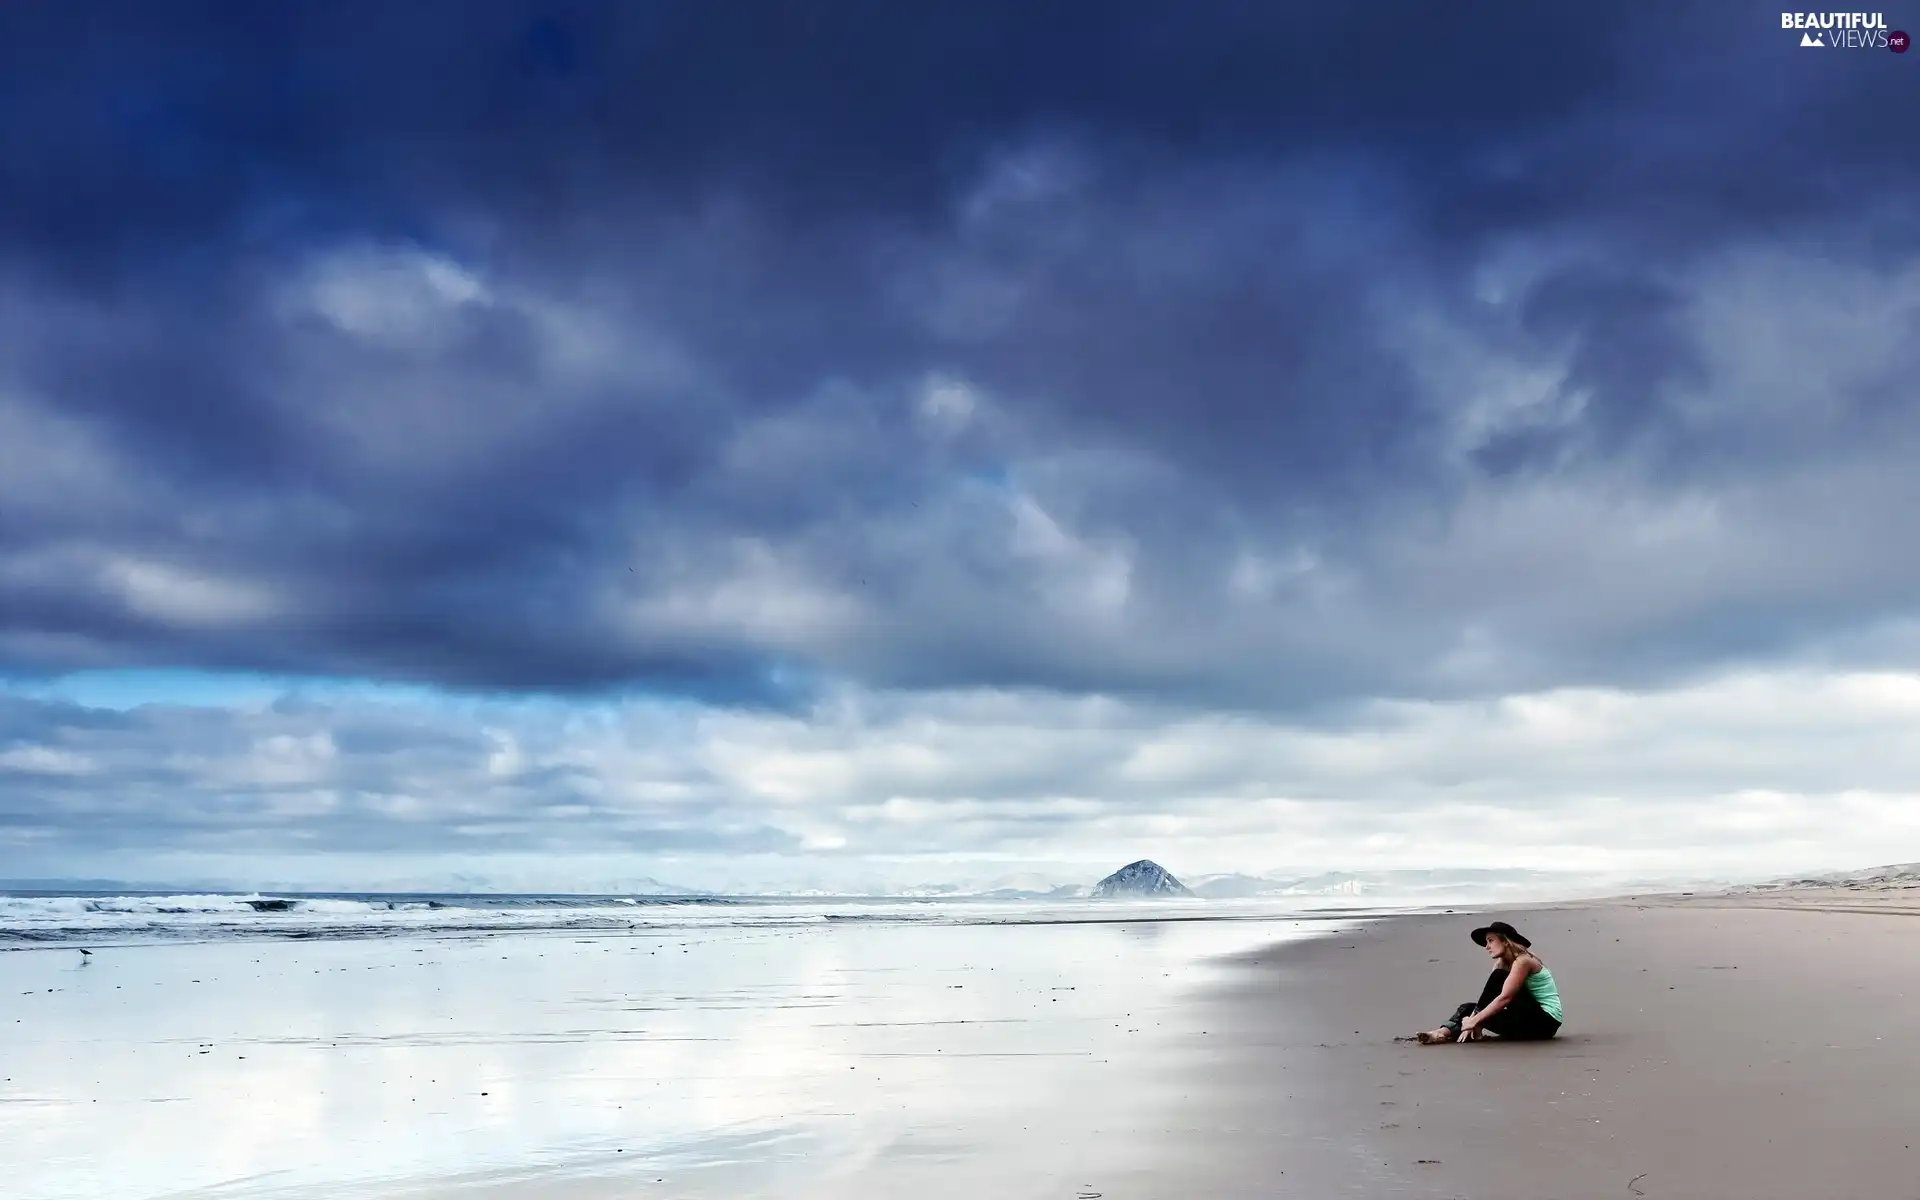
0, 0, 1620, 253
0, 0, 1916, 706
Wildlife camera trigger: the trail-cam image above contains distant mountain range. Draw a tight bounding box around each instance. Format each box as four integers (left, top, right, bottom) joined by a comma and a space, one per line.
0, 878, 171, 892
0, 875, 719, 897
0, 865, 1712, 901
1743, 862, 1920, 891
1182, 868, 1603, 899
889, 882, 1093, 899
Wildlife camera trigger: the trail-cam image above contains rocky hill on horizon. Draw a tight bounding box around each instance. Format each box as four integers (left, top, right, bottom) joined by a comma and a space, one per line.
1090, 859, 1195, 898
1741, 862, 1920, 892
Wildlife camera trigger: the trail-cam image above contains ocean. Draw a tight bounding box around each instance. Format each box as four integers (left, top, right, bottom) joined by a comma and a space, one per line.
0, 889, 1384, 946
2, 891, 1395, 1199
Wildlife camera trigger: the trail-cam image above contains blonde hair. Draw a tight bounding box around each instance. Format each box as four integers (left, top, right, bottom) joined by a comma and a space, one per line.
1486, 932, 1537, 964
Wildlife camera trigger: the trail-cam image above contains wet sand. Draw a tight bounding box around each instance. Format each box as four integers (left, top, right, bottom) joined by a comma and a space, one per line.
0, 906, 1350, 1200
20, 893, 1919, 1198
1127, 894, 1920, 1199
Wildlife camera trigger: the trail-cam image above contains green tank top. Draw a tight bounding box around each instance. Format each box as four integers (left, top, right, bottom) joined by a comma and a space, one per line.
1526, 966, 1563, 1022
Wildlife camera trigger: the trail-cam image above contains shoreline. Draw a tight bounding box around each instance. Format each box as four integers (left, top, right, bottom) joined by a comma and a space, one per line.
1111, 893, 1920, 1198
0, 904, 1349, 1200
20, 888, 1920, 1198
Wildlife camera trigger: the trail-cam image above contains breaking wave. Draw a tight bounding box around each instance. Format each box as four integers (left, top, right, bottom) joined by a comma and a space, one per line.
0, 891, 738, 945
0, 890, 1358, 948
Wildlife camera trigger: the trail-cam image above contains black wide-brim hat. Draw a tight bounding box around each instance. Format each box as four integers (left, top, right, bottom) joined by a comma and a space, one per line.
1470, 920, 1530, 948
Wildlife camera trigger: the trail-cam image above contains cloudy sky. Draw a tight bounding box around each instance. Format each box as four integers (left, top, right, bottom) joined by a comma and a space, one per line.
2, 2, 1917, 892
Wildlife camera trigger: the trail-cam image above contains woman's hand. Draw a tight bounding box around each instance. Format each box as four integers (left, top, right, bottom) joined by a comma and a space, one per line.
1456, 1016, 1480, 1042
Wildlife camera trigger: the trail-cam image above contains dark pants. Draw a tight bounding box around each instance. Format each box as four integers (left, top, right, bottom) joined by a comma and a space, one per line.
1443, 967, 1561, 1040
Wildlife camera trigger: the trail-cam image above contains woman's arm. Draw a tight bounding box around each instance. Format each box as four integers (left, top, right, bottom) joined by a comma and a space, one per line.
1461, 959, 1535, 1032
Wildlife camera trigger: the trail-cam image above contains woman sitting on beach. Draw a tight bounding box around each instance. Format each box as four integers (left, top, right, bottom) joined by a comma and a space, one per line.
1417, 921, 1562, 1043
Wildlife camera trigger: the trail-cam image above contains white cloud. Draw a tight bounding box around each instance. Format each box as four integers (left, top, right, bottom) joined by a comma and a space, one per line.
916, 374, 979, 435
298, 244, 489, 348
0, 744, 93, 775
7, 664, 1920, 890
1006, 490, 1134, 618
616, 536, 867, 650
104, 557, 284, 627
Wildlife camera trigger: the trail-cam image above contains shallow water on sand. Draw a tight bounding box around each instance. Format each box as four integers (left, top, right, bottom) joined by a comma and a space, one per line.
1, 903, 1380, 1200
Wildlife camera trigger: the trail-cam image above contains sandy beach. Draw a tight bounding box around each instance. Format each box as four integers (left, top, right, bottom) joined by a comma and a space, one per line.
1119, 892, 1920, 1199
11, 889, 1920, 1198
